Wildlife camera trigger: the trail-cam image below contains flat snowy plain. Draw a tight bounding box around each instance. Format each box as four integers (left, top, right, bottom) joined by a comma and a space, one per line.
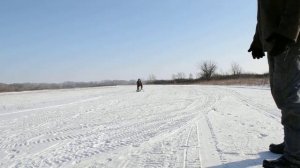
0, 85, 283, 168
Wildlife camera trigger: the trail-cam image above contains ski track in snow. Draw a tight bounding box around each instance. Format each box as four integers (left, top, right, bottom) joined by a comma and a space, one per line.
0, 85, 283, 168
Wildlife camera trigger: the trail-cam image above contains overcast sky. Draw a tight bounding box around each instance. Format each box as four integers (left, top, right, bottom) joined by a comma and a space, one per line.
0, 0, 268, 83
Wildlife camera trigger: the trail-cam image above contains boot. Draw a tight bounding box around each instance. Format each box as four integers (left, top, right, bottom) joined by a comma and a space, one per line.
270, 142, 285, 154
263, 156, 300, 168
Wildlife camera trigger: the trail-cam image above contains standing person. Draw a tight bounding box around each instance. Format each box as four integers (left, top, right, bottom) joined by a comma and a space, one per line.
136, 78, 143, 92
248, 1, 300, 167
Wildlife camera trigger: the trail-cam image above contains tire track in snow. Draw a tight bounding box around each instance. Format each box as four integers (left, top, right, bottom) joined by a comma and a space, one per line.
117, 87, 219, 168
182, 126, 193, 168
182, 124, 203, 168
196, 123, 203, 168
195, 87, 229, 167
0, 96, 103, 116
0, 86, 229, 167
7, 101, 204, 167
112, 87, 215, 167
226, 88, 281, 122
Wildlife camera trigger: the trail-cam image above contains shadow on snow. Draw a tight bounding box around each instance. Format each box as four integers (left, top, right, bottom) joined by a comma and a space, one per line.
208, 151, 280, 168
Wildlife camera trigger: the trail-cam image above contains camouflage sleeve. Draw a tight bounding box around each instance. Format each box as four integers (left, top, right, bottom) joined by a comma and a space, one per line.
276, 0, 300, 42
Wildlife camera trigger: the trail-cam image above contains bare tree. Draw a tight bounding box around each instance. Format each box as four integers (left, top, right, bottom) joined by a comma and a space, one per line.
176, 72, 186, 80
198, 60, 217, 80
172, 72, 186, 80
172, 74, 177, 80
189, 73, 194, 80
196, 73, 202, 79
148, 74, 156, 82
231, 62, 243, 76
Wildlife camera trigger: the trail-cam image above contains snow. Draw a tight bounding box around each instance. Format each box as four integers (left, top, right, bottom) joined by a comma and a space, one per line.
0, 85, 283, 168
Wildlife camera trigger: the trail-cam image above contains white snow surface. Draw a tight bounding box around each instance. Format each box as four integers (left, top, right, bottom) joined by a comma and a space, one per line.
0, 85, 283, 168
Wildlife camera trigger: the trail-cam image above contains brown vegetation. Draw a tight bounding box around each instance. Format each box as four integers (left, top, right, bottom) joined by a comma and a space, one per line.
147, 73, 269, 86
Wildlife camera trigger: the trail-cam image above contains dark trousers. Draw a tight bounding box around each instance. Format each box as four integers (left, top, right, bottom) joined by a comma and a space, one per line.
137, 85, 143, 91
268, 42, 300, 164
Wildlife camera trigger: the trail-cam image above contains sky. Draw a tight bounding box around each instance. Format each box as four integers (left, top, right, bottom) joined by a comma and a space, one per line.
0, 0, 268, 83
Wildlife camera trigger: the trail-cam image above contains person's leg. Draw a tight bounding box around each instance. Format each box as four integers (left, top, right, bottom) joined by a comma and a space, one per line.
269, 43, 300, 165
268, 50, 286, 155
284, 125, 300, 164
282, 43, 300, 164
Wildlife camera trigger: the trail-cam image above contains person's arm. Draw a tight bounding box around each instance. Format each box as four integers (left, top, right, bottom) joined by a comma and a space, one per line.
275, 1, 300, 42
248, 23, 265, 59
252, 24, 264, 50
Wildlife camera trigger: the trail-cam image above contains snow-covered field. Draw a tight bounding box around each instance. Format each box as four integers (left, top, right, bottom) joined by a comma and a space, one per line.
0, 85, 283, 168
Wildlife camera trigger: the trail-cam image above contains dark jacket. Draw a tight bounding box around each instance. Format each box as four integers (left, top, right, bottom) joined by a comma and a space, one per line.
253, 0, 300, 51
137, 80, 143, 86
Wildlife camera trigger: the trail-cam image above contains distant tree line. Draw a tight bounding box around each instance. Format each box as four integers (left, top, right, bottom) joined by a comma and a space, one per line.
0, 80, 135, 93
